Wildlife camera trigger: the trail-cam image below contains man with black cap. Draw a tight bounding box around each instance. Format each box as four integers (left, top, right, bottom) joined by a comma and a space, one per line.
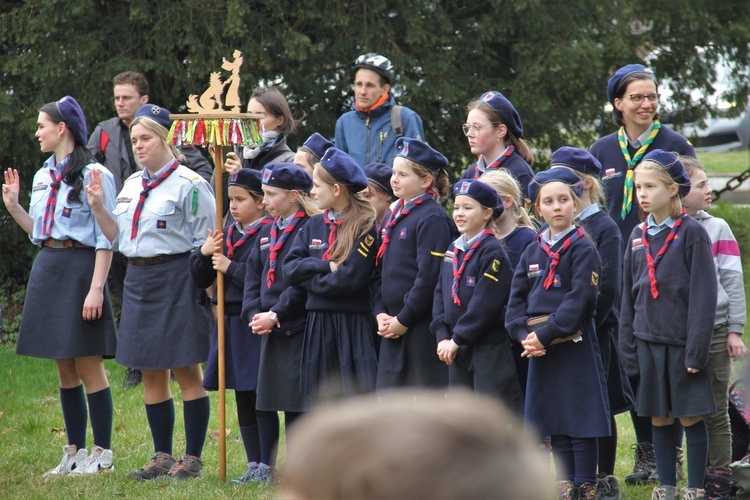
334, 53, 424, 167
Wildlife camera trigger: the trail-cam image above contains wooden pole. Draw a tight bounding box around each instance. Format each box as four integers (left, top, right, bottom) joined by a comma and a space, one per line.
214, 146, 227, 482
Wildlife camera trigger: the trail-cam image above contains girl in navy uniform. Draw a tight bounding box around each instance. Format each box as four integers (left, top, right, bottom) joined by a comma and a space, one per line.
2, 96, 117, 476
620, 150, 717, 500
283, 148, 378, 404
241, 163, 317, 483
432, 179, 524, 411
361, 162, 395, 228
591, 64, 695, 485
458, 91, 535, 201
549, 147, 635, 495
92, 104, 215, 481
373, 138, 455, 390
293, 132, 333, 177
188, 168, 275, 484
505, 168, 610, 500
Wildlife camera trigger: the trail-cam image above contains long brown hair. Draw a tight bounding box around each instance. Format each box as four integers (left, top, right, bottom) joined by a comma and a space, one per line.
316, 165, 376, 265
402, 158, 451, 198
466, 100, 534, 165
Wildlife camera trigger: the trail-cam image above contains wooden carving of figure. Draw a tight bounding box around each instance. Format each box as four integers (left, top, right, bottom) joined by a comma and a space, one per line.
222, 50, 243, 112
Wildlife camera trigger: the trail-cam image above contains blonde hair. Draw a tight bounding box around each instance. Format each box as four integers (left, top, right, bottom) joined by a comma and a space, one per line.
466, 100, 534, 165
570, 169, 606, 210
130, 116, 185, 163
479, 169, 534, 230
315, 164, 376, 265
401, 157, 451, 198
680, 155, 705, 178
297, 190, 321, 217
634, 161, 683, 219
281, 389, 556, 499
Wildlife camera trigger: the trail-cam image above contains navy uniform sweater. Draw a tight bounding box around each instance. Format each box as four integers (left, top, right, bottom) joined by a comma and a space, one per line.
431, 236, 514, 345
459, 151, 535, 201
372, 199, 456, 326
505, 231, 601, 348
619, 216, 717, 375
590, 126, 694, 242
189, 218, 271, 314
500, 225, 536, 271
241, 216, 310, 333
283, 214, 377, 313
578, 210, 622, 331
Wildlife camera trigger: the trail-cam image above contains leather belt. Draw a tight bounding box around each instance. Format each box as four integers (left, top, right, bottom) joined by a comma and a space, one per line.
128, 252, 189, 267
42, 238, 91, 249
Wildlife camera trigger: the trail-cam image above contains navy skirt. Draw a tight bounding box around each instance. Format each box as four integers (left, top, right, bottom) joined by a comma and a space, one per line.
377, 318, 448, 389
17, 246, 116, 360
117, 254, 211, 370
203, 314, 261, 392
635, 339, 716, 418
256, 327, 306, 412
300, 310, 378, 408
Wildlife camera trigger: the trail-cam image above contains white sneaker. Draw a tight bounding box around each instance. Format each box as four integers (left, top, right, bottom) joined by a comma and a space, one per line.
43, 445, 88, 477
69, 446, 114, 475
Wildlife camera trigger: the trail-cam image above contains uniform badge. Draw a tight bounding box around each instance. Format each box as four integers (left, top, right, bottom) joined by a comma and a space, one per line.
364, 234, 374, 247
552, 274, 561, 287
262, 168, 272, 183
591, 272, 599, 287
491, 259, 501, 272
32, 183, 47, 192
310, 238, 325, 250
62, 207, 72, 218
156, 220, 167, 229
466, 276, 476, 287
399, 228, 407, 239
527, 263, 540, 278
669, 231, 681, 246
631, 237, 644, 251
444, 250, 454, 262
400, 140, 410, 156
459, 181, 471, 194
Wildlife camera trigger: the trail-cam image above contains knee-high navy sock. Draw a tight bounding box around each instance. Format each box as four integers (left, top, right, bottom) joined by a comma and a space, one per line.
86, 387, 113, 449
257, 410, 279, 466
236, 391, 260, 463
60, 385, 87, 450
572, 437, 598, 485
551, 435, 575, 481
598, 415, 618, 476
184, 396, 210, 457
145, 399, 175, 455
653, 423, 677, 486
684, 420, 708, 489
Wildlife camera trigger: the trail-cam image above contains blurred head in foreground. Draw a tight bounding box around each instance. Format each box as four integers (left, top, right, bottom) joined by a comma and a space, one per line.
278, 389, 556, 499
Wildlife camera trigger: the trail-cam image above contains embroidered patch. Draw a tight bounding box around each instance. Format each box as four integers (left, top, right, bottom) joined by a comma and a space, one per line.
358, 239, 371, 257
310, 238, 325, 250
230, 172, 238, 182
364, 234, 375, 247
552, 274, 561, 287
399, 227, 407, 239
591, 272, 599, 287
262, 168, 272, 183
669, 231, 681, 246
466, 276, 476, 287
156, 220, 167, 229
400, 140, 410, 156
62, 207, 72, 218
602, 169, 622, 181
491, 259, 501, 272
116, 196, 132, 203
32, 183, 48, 192
527, 263, 541, 279
529, 264, 539, 271
631, 237, 644, 251
459, 181, 471, 194
260, 237, 269, 245
444, 250, 454, 262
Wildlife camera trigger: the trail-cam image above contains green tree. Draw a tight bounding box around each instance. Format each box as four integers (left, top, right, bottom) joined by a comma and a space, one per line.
1, 0, 748, 289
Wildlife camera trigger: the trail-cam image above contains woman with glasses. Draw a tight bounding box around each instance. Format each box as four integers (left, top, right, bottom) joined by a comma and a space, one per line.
589, 64, 695, 492
458, 91, 535, 203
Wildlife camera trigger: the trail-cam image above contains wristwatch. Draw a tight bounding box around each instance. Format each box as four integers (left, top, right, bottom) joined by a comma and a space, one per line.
268, 311, 277, 322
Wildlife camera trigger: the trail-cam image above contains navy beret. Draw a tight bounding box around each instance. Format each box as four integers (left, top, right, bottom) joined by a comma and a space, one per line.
319, 148, 369, 192
640, 149, 691, 198
454, 179, 505, 220
550, 146, 602, 177
362, 162, 394, 198
528, 168, 584, 203
479, 91, 524, 138
300, 133, 334, 162
229, 169, 263, 196
55, 96, 88, 146
607, 64, 657, 104
134, 104, 173, 131
395, 137, 448, 172
261, 162, 313, 192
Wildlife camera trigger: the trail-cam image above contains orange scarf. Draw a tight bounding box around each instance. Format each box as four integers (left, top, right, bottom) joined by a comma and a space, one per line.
355, 92, 390, 113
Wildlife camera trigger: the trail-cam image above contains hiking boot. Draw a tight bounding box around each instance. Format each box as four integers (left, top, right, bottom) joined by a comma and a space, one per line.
626, 442, 657, 485
156, 454, 203, 481
578, 481, 597, 499
652, 485, 679, 500
703, 469, 734, 499
596, 475, 622, 500
127, 451, 176, 481
122, 367, 142, 389
43, 444, 88, 477
679, 487, 705, 500
558, 480, 578, 500
230, 462, 260, 484
649, 446, 685, 483
250, 463, 272, 483
68, 446, 114, 475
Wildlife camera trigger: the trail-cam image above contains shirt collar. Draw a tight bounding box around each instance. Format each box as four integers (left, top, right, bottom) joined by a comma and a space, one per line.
453, 231, 484, 252
575, 203, 599, 222
277, 213, 295, 230
541, 225, 576, 245
628, 125, 653, 149
646, 213, 676, 230
142, 159, 175, 181
326, 208, 344, 221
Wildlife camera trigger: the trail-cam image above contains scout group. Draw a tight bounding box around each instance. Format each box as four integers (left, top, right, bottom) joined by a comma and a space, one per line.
2, 53, 746, 500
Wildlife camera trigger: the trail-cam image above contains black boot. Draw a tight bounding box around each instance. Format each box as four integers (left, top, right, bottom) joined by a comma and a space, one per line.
626, 442, 657, 485
123, 367, 143, 389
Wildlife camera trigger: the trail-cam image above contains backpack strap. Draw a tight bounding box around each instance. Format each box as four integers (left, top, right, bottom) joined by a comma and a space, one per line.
391, 105, 404, 138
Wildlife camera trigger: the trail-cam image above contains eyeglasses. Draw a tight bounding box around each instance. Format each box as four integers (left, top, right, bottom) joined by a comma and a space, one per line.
462, 123, 496, 136
628, 93, 660, 105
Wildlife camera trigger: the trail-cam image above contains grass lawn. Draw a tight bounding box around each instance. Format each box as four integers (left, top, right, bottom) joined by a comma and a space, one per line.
698, 150, 749, 174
